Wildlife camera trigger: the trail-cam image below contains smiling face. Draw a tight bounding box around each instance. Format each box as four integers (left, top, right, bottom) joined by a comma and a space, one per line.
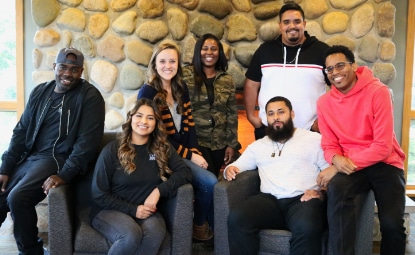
325, 53, 358, 94
279, 10, 306, 46
53, 54, 84, 93
155, 48, 179, 85
131, 105, 156, 144
200, 38, 219, 69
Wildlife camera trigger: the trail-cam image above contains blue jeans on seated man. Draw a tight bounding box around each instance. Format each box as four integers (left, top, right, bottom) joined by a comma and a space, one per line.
228, 193, 326, 255
327, 162, 406, 255
183, 159, 217, 228
0, 157, 57, 255
92, 210, 166, 255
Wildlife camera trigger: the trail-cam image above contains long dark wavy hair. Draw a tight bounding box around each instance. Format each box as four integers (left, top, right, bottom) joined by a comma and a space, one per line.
118, 98, 172, 181
146, 41, 185, 114
191, 33, 228, 98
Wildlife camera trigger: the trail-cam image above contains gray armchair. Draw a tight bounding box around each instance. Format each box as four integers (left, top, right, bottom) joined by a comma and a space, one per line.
47, 133, 194, 255
214, 170, 375, 255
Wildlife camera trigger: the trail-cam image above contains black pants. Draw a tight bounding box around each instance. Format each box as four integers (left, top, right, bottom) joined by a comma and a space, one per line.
0, 156, 57, 255
254, 125, 266, 140
199, 146, 226, 177
228, 193, 326, 255
327, 162, 406, 255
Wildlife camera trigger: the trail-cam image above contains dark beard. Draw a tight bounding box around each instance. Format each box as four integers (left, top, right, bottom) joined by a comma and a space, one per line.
288, 36, 300, 43
266, 118, 295, 142
286, 29, 300, 43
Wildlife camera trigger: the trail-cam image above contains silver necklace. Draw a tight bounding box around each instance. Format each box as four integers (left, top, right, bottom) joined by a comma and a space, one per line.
271, 140, 287, 157
285, 53, 298, 64
51, 100, 62, 109
50, 93, 64, 112
283, 44, 302, 64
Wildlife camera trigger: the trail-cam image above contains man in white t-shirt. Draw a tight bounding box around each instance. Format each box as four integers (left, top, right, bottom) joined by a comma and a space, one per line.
224, 96, 336, 255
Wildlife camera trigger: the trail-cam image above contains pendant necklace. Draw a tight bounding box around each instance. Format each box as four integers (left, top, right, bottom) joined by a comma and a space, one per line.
283, 43, 302, 64
271, 140, 287, 157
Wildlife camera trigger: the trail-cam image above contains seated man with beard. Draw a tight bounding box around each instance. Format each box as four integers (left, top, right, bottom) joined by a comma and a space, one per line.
224, 96, 336, 255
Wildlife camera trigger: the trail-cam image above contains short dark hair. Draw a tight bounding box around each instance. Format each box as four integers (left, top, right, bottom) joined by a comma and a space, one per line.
279, 2, 305, 21
323, 45, 356, 63
266, 96, 293, 111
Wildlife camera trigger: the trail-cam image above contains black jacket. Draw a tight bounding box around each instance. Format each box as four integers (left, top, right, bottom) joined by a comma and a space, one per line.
0, 79, 105, 182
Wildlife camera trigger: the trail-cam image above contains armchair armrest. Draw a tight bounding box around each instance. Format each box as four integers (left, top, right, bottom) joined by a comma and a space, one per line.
214, 170, 260, 255
324, 190, 374, 255
159, 183, 194, 255
355, 190, 375, 255
48, 185, 74, 255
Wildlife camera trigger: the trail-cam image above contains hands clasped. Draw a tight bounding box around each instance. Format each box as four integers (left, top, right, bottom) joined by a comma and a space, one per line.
332, 155, 357, 175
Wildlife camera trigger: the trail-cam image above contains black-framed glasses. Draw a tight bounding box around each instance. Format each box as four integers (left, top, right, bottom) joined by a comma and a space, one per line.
324, 62, 353, 74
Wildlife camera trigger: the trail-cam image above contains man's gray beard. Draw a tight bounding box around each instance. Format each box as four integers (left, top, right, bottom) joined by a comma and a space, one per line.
266, 118, 295, 142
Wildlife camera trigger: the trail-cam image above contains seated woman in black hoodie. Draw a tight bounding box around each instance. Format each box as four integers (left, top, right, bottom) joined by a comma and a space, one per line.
90, 98, 192, 255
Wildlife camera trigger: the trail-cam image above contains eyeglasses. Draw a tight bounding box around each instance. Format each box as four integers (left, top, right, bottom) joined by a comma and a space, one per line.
324, 62, 353, 74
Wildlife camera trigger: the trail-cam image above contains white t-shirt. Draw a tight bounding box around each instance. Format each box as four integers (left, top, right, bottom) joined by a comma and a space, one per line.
225, 128, 329, 199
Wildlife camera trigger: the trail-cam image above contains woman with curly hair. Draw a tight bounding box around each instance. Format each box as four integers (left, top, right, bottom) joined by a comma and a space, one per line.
183, 33, 241, 177
138, 41, 218, 241
90, 98, 192, 255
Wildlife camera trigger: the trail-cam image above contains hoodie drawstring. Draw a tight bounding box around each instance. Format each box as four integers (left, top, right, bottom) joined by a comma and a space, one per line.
283, 46, 302, 68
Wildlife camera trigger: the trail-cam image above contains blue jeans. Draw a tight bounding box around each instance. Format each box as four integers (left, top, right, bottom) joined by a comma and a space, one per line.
0, 157, 57, 255
327, 162, 406, 255
228, 193, 326, 255
183, 159, 217, 228
92, 210, 166, 255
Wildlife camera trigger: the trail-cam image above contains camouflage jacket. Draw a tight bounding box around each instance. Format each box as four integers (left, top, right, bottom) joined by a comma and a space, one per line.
182, 65, 240, 151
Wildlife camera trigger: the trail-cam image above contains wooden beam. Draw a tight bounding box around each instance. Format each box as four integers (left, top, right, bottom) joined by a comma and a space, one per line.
402, 0, 415, 182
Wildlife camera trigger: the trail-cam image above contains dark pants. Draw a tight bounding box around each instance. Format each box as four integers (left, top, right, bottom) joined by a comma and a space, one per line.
228, 193, 326, 255
199, 146, 226, 177
254, 126, 266, 140
327, 162, 406, 255
0, 157, 57, 255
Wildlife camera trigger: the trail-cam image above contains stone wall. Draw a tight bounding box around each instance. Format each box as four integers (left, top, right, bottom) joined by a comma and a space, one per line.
31, 0, 396, 130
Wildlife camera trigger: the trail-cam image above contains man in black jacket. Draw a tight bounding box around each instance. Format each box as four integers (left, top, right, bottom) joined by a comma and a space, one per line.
0, 47, 105, 255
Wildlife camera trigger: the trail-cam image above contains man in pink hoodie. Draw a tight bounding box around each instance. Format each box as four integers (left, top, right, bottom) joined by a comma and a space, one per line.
316, 45, 406, 255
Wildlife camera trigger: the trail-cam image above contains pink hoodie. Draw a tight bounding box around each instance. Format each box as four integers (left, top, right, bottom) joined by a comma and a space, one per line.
317, 66, 405, 170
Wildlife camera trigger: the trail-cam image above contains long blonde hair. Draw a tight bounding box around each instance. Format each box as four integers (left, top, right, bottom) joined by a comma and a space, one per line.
146, 41, 185, 114
118, 98, 172, 181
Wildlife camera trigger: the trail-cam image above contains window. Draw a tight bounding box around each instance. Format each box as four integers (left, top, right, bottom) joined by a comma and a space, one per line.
0, 0, 24, 162
402, 1, 415, 189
